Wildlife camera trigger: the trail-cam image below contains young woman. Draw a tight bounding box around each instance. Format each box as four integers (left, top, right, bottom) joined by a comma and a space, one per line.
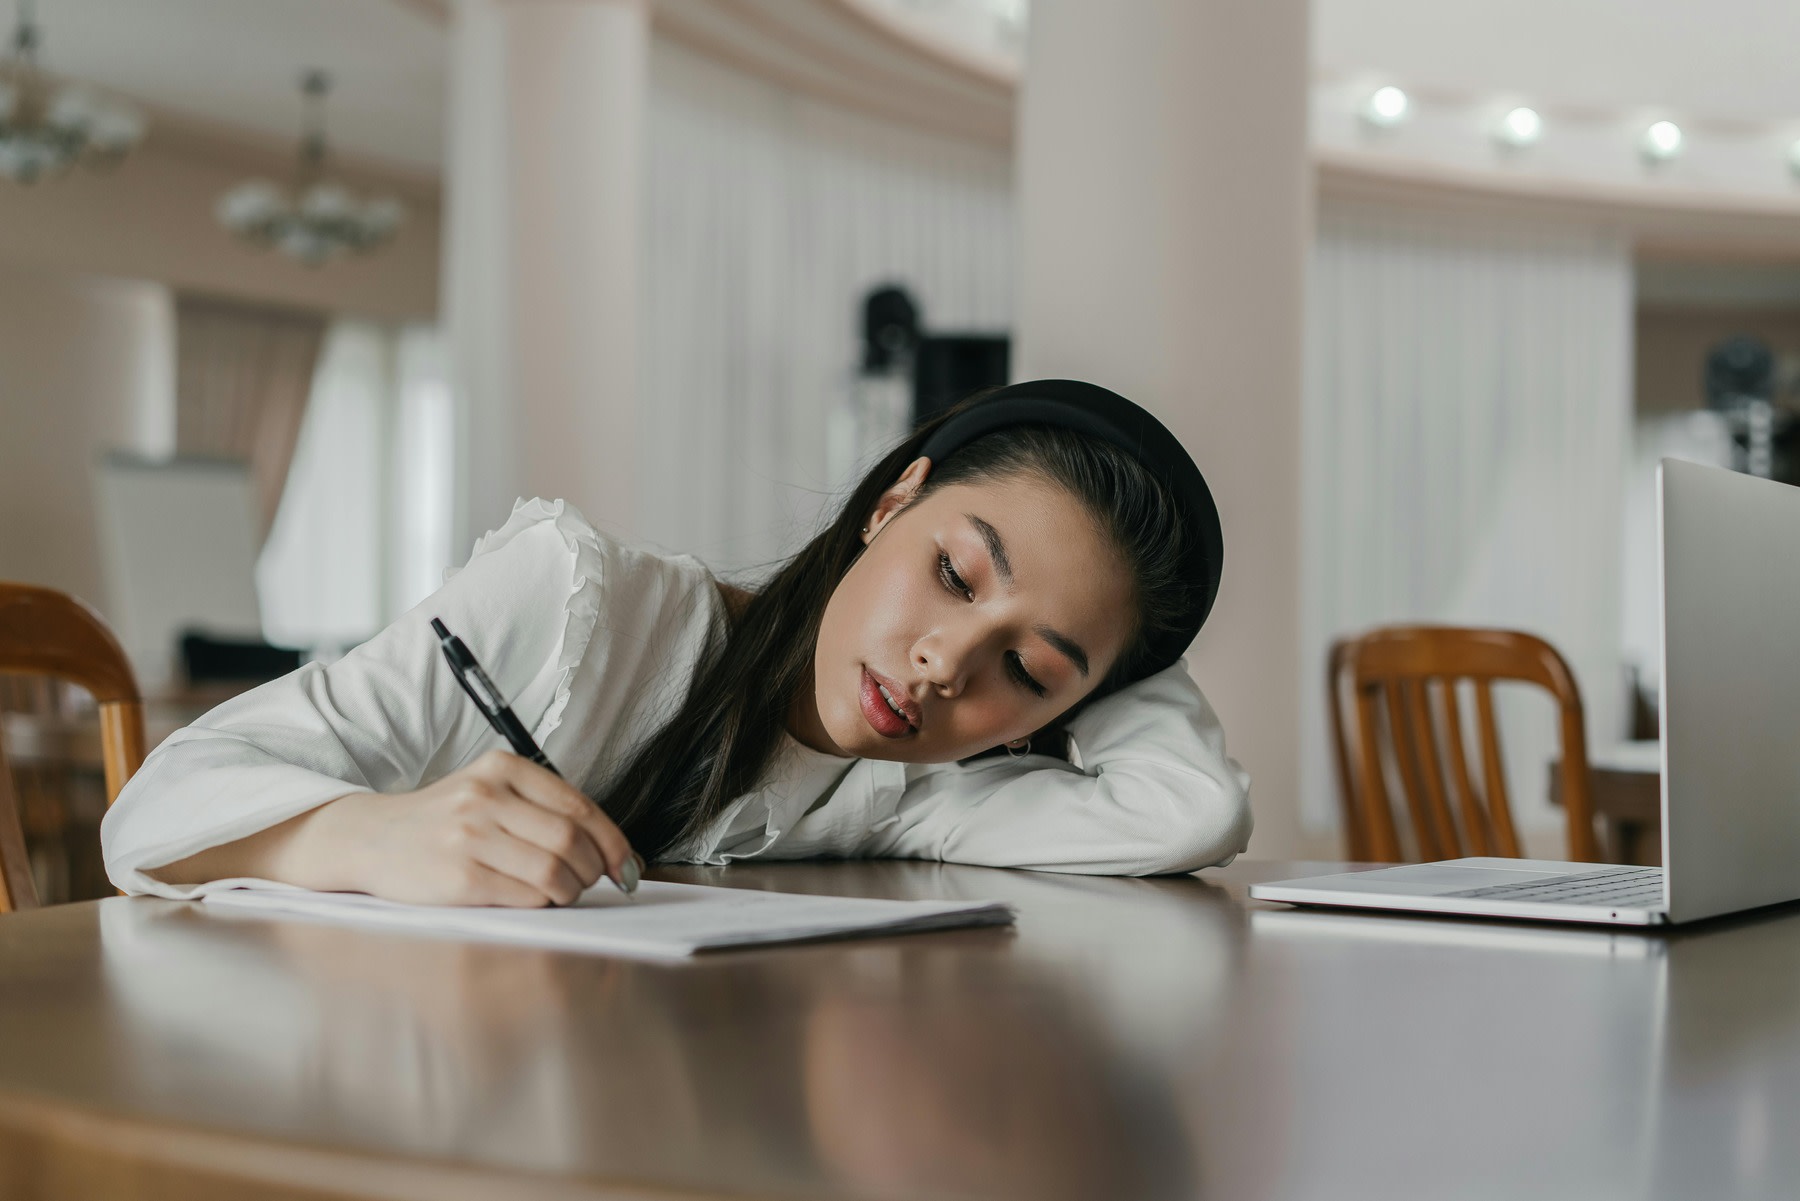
102, 379, 1252, 905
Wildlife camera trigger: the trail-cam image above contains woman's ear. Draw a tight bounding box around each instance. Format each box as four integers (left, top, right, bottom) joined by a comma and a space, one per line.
861, 457, 932, 545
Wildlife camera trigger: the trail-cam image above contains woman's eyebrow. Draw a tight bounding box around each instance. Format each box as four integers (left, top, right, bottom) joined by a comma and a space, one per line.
1036, 625, 1090, 678
964, 513, 1090, 678
965, 513, 1014, 585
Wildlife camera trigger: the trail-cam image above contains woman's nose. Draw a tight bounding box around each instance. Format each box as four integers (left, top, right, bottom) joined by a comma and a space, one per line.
916, 630, 981, 697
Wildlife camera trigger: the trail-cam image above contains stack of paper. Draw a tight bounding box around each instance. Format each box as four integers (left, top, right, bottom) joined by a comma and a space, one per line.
201, 880, 1015, 960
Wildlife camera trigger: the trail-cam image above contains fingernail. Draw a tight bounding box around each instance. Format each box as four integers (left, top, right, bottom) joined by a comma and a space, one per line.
620, 856, 640, 895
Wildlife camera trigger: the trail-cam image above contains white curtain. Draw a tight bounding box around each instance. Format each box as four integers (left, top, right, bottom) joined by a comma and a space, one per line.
389, 327, 456, 617
639, 39, 1016, 575
257, 322, 452, 652
1300, 204, 1635, 849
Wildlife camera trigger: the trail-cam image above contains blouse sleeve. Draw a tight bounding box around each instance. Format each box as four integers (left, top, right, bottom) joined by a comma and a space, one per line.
100, 500, 595, 899
871, 662, 1253, 876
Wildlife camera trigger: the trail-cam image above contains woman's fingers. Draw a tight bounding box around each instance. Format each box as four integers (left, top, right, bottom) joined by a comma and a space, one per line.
460, 860, 560, 908
467, 824, 588, 906
489, 793, 607, 889
480, 752, 638, 893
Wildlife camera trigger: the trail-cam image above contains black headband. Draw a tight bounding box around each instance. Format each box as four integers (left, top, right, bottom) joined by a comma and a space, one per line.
917, 379, 1224, 680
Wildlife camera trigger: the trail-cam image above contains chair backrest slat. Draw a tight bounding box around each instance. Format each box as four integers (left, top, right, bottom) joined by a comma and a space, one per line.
1326, 639, 1368, 861
1437, 682, 1492, 856
0, 738, 37, 913
1328, 625, 1596, 863
1353, 683, 1403, 862
98, 704, 148, 807
1472, 680, 1522, 856
1556, 702, 1597, 861
1383, 682, 1439, 860
1405, 678, 1462, 859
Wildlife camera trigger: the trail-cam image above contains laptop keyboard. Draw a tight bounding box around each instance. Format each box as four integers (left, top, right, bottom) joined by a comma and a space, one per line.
1445, 866, 1665, 908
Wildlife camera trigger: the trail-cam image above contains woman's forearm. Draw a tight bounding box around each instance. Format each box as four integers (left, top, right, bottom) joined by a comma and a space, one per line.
145, 795, 370, 890
143, 753, 638, 907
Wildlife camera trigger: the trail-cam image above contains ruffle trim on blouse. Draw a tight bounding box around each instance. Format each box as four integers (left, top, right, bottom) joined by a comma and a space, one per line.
449, 496, 609, 750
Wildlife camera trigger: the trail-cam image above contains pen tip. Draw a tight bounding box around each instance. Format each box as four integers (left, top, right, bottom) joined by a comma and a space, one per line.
429, 617, 449, 639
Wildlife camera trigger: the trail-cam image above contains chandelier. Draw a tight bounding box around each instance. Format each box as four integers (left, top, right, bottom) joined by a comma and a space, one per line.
0, 0, 145, 184
216, 70, 403, 267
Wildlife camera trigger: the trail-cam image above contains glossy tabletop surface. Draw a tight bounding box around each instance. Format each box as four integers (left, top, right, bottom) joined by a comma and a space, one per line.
0, 859, 1795, 1200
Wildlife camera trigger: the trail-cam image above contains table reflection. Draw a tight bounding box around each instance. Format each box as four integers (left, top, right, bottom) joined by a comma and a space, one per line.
99, 900, 608, 1169
1240, 902, 1800, 1201
1647, 907, 1800, 1200
93, 865, 1230, 1200
1244, 908, 1669, 1201
800, 947, 1191, 1199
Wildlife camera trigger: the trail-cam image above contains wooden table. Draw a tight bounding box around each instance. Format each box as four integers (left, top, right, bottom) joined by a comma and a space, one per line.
0, 858, 1792, 1200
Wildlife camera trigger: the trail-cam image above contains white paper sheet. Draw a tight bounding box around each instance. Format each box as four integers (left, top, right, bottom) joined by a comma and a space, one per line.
201, 880, 1015, 960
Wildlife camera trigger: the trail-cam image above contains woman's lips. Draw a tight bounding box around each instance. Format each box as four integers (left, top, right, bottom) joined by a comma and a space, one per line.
860, 667, 915, 739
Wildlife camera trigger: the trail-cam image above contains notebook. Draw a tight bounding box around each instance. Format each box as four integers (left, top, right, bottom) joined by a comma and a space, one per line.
201, 880, 1015, 960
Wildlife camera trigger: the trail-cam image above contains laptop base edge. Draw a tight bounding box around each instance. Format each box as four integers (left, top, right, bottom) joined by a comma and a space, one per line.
1247, 884, 1670, 927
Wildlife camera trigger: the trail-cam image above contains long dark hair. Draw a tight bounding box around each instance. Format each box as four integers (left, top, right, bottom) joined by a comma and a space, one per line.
597, 396, 1197, 861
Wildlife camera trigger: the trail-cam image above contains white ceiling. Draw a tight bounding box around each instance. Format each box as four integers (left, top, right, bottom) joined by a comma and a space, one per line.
19, 0, 446, 172
16, 0, 1800, 179
1314, 0, 1800, 129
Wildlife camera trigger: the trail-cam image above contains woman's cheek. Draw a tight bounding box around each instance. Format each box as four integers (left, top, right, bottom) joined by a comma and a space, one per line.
831, 552, 903, 652
865, 560, 936, 647
942, 694, 1017, 753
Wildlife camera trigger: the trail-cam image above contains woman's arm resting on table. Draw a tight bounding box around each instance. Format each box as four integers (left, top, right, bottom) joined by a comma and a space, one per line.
870, 662, 1253, 876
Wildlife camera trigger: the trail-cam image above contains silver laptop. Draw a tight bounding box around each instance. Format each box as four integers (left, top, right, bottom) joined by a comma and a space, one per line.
1251, 458, 1800, 926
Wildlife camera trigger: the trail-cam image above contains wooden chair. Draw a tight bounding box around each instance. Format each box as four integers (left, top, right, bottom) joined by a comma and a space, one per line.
1327, 625, 1598, 864
0, 584, 146, 911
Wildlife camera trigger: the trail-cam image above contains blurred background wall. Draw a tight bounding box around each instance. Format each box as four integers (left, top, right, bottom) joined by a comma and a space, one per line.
0, 267, 173, 607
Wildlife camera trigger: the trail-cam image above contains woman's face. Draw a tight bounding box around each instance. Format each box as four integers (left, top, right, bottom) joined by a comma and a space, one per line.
795, 459, 1135, 763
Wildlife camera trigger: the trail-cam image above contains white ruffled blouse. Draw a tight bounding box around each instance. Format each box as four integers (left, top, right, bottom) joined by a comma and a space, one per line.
101, 499, 1253, 898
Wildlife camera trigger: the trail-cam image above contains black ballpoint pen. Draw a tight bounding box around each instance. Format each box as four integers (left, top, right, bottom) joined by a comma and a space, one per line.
431, 617, 560, 775
430, 616, 638, 896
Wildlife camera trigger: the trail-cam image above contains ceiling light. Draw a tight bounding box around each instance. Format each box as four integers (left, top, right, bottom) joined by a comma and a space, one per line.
1641, 120, 1683, 162
1495, 106, 1542, 147
217, 71, 403, 267
1788, 138, 1800, 179
1362, 86, 1409, 128
0, 0, 145, 185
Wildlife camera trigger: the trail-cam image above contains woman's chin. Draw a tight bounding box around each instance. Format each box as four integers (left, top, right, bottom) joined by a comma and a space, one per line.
837, 732, 964, 766
825, 719, 908, 762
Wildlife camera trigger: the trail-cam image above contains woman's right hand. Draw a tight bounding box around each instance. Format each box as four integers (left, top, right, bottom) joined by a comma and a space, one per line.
310, 750, 639, 906
153, 749, 640, 907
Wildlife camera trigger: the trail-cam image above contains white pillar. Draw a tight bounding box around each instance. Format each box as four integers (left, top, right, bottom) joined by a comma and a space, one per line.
1015, 0, 1313, 857
444, 0, 647, 552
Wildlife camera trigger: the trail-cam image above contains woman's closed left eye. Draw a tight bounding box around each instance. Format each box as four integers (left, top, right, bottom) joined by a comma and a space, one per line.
1007, 653, 1047, 698
939, 552, 1047, 698
937, 552, 973, 600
